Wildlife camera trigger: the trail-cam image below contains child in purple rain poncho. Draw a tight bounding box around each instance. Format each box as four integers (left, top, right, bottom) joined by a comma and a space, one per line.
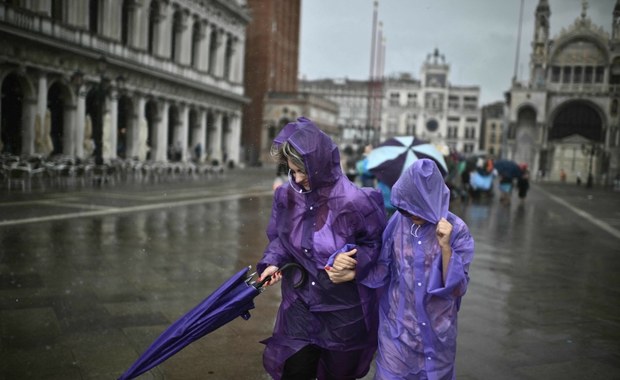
257, 117, 386, 380
361, 158, 475, 380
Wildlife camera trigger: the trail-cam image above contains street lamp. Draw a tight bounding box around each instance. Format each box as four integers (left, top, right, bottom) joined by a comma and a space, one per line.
581, 142, 601, 188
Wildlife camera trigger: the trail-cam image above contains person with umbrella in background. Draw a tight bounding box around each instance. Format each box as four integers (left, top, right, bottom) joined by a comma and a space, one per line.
257, 117, 386, 380
517, 163, 530, 202
361, 159, 475, 380
363, 136, 449, 217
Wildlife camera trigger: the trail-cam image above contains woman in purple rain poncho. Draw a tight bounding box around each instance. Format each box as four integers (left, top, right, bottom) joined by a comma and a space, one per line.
361, 159, 475, 380
257, 117, 386, 380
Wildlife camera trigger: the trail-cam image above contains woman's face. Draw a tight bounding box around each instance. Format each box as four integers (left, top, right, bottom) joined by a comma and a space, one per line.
398, 208, 427, 225
288, 159, 310, 190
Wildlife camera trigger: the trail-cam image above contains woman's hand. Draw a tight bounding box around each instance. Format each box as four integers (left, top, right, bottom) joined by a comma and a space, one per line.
436, 218, 453, 249
325, 249, 357, 283
329, 248, 357, 271
258, 265, 281, 287
326, 267, 356, 283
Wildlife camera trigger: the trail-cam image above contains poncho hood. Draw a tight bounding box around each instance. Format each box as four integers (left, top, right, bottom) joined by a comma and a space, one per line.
390, 158, 449, 224
273, 117, 341, 190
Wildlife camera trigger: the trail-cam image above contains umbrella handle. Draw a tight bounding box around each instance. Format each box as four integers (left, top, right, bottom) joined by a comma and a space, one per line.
255, 262, 307, 289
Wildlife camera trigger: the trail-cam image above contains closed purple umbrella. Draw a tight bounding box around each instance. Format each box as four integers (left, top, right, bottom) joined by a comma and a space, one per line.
118, 264, 305, 380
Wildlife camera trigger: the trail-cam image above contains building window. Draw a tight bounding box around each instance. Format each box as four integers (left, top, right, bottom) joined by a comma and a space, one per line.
551, 66, 561, 82
191, 21, 201, 68
148, 1, 159, 54
574, 66, 582, 83
562, 66, 571, 83
389, 93, 399, 106
595, 66, 604, 83
89, 0, 98, 33
584, 66, 593, 83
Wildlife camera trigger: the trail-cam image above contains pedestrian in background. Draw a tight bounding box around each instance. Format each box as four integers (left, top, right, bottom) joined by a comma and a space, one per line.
498, 175, 513, 205
361, 159, 475, 380
517, 164, 530, 202
257, 117, 386, 380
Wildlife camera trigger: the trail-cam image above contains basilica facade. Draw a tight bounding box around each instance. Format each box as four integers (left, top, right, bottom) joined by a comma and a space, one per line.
0, 0, 248, 165
506, 0, 620, 184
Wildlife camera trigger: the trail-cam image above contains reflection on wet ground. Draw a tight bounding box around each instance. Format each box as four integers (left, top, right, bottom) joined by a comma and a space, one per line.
0, 168, 619, 379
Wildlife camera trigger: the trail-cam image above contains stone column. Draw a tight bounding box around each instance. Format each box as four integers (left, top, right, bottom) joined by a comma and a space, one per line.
197, 108, 207, 162
36, 72, 48, 135
102, 91, 119, 161
212, 110, 223, 162
123, 94, 141, 159
75, 86, 86, 158
155, 100, 169, 162
225, 112, 240, 165
22, 98, 36, 155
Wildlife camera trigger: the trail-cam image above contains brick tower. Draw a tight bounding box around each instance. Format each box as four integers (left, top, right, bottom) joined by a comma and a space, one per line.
242, 0, 301, 166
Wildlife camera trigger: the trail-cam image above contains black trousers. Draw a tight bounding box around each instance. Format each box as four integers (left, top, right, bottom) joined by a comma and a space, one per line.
281, 344, 362, 380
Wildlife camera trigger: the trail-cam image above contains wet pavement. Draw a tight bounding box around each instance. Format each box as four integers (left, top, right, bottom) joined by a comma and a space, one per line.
1, 167, 619, 380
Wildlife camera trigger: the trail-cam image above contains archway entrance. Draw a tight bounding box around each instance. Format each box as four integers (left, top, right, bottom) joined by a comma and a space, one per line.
548, 101, 605, 182
1, 73, 24, 155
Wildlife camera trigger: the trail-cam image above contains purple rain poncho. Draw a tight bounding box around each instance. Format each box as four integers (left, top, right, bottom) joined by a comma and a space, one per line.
257, 117, 386, 379
361, 159, 475, 380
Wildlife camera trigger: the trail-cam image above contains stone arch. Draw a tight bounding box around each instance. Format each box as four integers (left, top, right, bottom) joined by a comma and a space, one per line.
0, 70, 36, 155
1, 73, 24, 155
511, 104, 537, 169
47, 79, 74, 156
549, 100, 604, 142
549, 35, 609, 65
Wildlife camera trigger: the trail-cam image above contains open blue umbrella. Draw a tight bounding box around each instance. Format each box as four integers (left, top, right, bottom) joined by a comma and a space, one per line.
118, 263, 305, 380
493, 159, 522, 180
365, 136, 448, 187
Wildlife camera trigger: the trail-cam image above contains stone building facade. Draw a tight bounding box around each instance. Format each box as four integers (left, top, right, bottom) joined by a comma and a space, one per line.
0, 0, 249, 165
300, 48, 481, 155
506, 0, 620, 184
298, 78, 375, 152
480, 101, 505, 158
383, 49, 480, 154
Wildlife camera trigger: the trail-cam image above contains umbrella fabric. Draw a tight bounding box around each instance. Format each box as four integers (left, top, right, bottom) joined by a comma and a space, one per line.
365, 136, 448, 187
493, 159, 522, 179
119, 267, 259, 380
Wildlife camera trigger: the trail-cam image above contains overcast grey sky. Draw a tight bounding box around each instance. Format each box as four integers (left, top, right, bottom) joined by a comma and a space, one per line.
299, 0, 615, 105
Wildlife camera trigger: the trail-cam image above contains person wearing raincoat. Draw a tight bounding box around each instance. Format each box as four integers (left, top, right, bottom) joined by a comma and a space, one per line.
257, 117, 386, 380
361, 158, 475, 380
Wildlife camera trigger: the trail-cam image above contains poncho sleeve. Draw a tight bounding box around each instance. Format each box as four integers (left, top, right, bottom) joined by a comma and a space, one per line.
346, 188, 387, 282
359, 214, 397, 289
257, 187, 292, 274
427, 215, 474, 303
